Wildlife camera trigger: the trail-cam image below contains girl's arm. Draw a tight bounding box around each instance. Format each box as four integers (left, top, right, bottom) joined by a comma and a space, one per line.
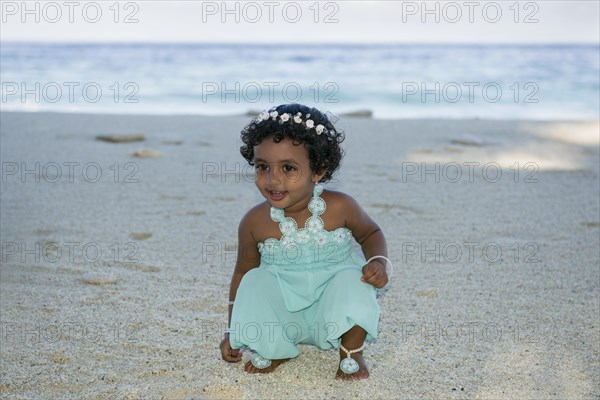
337, 192, 389, 288
221, 207, 261, 362
227, 208, 261, 327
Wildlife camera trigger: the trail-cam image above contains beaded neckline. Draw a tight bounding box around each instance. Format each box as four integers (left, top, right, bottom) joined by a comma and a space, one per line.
270, 183, 326, 235
258, 184, 353, 252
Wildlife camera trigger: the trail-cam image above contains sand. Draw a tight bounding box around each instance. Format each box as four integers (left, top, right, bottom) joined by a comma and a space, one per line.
0, 111, 598, 399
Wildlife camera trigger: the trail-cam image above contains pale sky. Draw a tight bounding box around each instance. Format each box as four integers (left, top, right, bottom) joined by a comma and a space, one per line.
1, 0, 598, 44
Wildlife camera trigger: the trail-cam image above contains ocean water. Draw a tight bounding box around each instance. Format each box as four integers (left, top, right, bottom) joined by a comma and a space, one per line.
1, 42, 598, 119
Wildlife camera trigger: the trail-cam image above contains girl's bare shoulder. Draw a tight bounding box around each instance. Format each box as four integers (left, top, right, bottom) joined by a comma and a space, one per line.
239, 201, 280, 242
321, 188, 361, 209
240, 201, 270, 228
321, 189, 363, 226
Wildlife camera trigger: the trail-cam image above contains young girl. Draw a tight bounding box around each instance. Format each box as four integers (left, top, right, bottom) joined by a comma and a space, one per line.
219, 103, 391, 380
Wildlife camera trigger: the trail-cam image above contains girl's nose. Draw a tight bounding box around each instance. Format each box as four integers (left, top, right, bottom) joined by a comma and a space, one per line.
267, 168, 281, 184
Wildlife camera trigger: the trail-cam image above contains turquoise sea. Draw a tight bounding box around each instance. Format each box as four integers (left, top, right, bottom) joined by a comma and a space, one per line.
1, 42, 598, 119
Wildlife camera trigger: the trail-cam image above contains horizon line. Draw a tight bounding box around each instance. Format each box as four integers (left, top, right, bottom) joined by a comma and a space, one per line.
1, 40, 599, 46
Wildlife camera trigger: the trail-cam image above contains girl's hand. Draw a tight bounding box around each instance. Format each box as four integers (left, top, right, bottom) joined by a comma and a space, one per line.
361, 260, 389, 288
220, 334, 243, 363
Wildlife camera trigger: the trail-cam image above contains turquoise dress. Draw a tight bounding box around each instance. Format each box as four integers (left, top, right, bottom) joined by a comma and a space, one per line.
229, 184, 380, 360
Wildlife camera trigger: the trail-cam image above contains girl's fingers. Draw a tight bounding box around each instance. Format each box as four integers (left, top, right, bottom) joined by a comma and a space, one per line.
220, 337, 242, 362
222, 350, 242, 362
361, 262, 378, 280
364, 263, 389, 288
362, 261, 386, 285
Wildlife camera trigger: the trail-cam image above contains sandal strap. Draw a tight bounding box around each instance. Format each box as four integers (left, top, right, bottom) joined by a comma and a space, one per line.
340, 343, 365, 357
250, 353, 272, 369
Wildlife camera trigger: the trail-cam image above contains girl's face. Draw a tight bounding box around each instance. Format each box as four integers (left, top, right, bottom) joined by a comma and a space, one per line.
253, 137, 324, 214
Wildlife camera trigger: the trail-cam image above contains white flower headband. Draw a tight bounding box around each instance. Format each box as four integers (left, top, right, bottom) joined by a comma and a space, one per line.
255, 109, 331, 136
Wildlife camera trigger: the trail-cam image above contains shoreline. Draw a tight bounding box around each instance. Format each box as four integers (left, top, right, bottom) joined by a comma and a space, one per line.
2, 109, 599, 123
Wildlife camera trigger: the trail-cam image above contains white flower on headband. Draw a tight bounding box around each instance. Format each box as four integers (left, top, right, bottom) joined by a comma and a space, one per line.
256, 110, 332, 137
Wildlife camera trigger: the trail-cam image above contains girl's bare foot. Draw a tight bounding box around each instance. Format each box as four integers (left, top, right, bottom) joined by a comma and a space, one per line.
244, 358, 290, 373
335, 351, 369, 380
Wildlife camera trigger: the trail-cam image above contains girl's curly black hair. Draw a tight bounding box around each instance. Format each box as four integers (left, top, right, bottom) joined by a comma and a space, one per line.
240, 104, 344, 183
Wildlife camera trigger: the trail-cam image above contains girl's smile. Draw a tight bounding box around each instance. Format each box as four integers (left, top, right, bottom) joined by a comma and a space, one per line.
267, 190, 287, 202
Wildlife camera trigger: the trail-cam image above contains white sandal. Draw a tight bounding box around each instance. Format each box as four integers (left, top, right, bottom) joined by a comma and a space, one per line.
339, 343, 365, 374
250, 353, 272, 369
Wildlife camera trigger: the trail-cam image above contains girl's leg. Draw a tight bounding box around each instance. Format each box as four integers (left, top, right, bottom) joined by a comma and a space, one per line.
336, 325, 369, 380
306, 268, 379, 380
229, 268, 306, 374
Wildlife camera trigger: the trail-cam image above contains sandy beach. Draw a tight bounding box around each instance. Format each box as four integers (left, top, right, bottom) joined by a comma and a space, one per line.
0, 111, 598, 399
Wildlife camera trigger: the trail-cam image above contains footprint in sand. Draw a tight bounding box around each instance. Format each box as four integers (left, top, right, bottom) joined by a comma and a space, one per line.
450, 135, 486, 147
444, 146, 464, 153
50, 351, 70, 364
186, 210, 206, 216
131, 148, 164, 158
129, 232, 152, 240
415, 289, 438, 299
413, 147, 434, 153
581, 222, 600, 228
32, 228, 54, 235
120, 263, 160, 273
80, 272, 118, 285
96, 134, 145, 143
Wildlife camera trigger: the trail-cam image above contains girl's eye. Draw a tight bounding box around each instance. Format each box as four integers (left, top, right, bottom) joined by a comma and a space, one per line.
256, 164, 268, 171
283, 164, 296, 173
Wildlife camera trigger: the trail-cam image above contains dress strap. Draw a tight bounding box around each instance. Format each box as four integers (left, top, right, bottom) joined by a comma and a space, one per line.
270, 207, 286, 223
308, 184, 326, 217
269, 183, 324, 223
313, 183, 323, 198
